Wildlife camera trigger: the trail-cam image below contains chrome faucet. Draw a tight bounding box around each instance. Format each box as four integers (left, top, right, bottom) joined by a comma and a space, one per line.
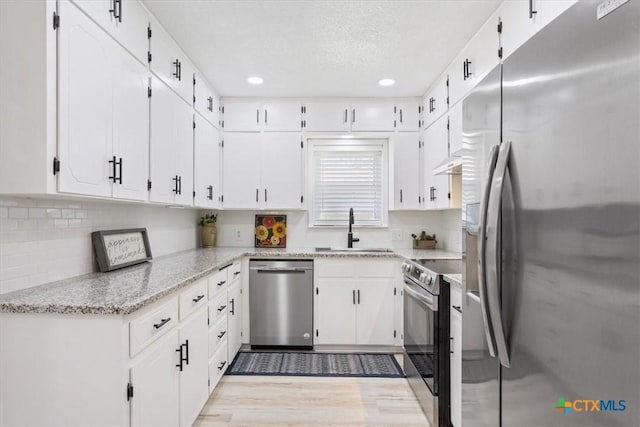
347, 208, 360, 248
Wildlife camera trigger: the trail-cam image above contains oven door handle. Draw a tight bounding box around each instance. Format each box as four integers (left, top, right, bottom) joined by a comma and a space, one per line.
478, 144, 499, 358
403, 280, 437, 312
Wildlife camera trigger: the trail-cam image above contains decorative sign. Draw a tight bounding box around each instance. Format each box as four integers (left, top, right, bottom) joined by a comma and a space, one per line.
254, 215, 287, 248
91, 228, 152, 272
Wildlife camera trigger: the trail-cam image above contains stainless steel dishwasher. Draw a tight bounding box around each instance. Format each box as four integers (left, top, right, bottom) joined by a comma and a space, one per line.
249, 259, 314, 348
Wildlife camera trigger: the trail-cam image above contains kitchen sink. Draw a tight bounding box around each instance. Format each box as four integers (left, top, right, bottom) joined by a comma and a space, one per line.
319, 248, 394, 253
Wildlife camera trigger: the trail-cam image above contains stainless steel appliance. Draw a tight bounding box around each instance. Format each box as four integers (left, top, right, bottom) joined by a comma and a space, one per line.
403, 258, 461, 427
249, 260, 314, 348
462, 1, 640, 426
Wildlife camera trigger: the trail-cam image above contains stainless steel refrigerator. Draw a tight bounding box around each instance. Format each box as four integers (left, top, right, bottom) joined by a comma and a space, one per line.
461, 1, 640, 426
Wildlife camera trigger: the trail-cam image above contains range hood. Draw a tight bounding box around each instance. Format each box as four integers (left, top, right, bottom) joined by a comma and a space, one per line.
433, 155, 462, 175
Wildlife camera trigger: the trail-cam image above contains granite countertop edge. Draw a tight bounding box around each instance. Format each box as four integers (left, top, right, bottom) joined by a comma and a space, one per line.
0, 247, 461, 316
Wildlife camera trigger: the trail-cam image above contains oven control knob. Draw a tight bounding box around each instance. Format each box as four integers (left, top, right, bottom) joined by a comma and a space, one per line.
426, 276, 433, 285
402, 263, 411, 273
419, 272, 428, 283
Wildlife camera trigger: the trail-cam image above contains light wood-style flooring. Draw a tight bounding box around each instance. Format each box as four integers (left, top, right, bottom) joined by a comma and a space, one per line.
194, 375, 429, 427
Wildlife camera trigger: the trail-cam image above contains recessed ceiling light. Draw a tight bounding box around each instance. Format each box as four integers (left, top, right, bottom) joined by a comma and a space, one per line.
378, 78, 395, 87
247, 76, 264, 85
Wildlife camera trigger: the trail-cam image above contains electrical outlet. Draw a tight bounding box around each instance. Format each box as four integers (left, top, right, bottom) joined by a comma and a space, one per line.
234, 228, 242, 241
391, 229, 402, 241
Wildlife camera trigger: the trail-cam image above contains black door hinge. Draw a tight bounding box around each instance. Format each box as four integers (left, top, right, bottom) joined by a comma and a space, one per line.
147, 86, 152, 98
220, 195, 224, 203
53, 12, 60, 30
497, 20, 502, 34
447, 118, 450, 130
193, 191, 196, 198
193, 120, 196, 129
147, 26, 152, 39
300, 195, 304, 203
394, 287, 397, 296
147, 180, 152, 191
448, 192, 451, 200
446, 76, 449, 87
221, 140, 224, 148
147, 51, 152, 63
193, 76, 196, 86
126, 383, 134, 401
394, 330, 397, 338
316, 287, 318, 295
300, 141, 303, 149
53, 157, 60, 175
498, 47, 503, 59
316, 329, 318, 337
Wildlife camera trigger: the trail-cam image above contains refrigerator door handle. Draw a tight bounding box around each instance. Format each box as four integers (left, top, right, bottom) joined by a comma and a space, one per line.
486, 140, 512, 368
478, 144, 499, 358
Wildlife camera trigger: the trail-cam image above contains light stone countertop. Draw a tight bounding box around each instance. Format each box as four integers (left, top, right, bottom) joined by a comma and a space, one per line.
0, 246, 461, 316
443, 273, 462, 286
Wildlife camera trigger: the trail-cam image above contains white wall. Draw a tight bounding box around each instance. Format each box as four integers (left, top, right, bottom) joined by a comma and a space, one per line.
213, 209, 462, 252
0, 196, 199, 294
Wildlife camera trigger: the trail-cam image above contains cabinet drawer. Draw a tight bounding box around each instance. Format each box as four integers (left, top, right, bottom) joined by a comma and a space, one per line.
228, 262, 241, 283
209, 344, 228, 393
130, 297, 179, 357
208, 270, 228, 298
208, 315, 228, 358
451, 283, 462, 310
315, 259, 356, 278
179, 279, 208, 320
355, 260, 396, 278
209, 292, 228, 325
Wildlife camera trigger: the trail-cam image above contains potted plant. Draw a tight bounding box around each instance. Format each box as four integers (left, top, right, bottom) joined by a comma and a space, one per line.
411, 231, 437, 249
199, 213, 218, 248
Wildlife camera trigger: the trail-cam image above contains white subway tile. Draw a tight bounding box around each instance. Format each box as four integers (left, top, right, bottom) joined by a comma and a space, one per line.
75, 210, 88, 219
29, 208, 46, 218
46, 208, 61, 218
54, 219, 69, 228
8, 208, 29, 218
0, 199, 19, 207
68, 219, 82, 227
61, 209, 75, 218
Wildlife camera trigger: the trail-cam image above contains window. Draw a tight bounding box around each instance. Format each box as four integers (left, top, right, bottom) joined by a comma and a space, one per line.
308, 139, 388, 227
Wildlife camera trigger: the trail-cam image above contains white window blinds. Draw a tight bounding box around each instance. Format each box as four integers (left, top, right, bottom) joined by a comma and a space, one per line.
309, 140, 387, 227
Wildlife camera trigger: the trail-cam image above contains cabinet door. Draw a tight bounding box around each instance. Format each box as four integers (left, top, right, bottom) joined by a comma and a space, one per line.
303, 100, 351, 132
70, 0, 115, 35
173, 107, 194, 206
423, 75, 449, 129
499, 0, 539, 61
350, 100, 395, 131
130, 329, 180, 427
448, 101, 463, 156
112, 46, 149, 202
58, 0, 113, 198
261, 133, 304, 209
194, 116, 220, 208
221, 100, 262, 132
423, 115, 449, 209
263, 101, 302, 131
227, 282, 242, 363
355, 279, 395, 345
450, 306, 462, 427
536, 0, 577, 30
395, 101, 421, 132
149, 17, 193, 104
194, 71, 219, 127
114, 0, 150, 64
392, 133, 421, 210
149, 77, 178, 204
221, 133, 262, 209
315, 280, 356, 345
179, 307, 209, 427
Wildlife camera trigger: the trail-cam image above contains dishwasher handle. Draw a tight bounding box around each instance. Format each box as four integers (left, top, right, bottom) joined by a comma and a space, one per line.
252, 268, 310, 274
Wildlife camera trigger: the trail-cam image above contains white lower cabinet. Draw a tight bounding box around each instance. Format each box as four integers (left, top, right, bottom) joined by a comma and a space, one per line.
227, 278, 243, 362
178, 307, 209, 427
314, 259, 398, 346
130, 329, 180, 427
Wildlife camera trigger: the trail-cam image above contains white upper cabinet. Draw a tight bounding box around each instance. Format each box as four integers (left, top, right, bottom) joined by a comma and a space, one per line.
221, 99, 302, 132
221, 133, 304, 210
149, 15, 194, 105
392, 133, 422, 210
263, 101, 303, 131
423, 74, 449, 129
194, 116, 221, 209
448, 101, 463, 156
71, 0, 150, 64
58, 0, 148, 201
194, 70, 220, 128
448, 12, 501, 107
302, 100, 351, 132
350, 100, 396, 131
423, 115, 449, 210
149, 76, 193, 206
395, 100, 421, 132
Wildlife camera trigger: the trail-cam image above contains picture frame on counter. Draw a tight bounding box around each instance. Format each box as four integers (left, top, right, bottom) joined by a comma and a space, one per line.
91, 228, 153, 272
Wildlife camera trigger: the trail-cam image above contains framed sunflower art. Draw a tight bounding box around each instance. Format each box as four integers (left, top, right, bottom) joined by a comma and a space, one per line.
254, 215, 287, 248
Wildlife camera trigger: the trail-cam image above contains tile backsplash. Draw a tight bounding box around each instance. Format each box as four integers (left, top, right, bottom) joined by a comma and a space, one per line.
0, 197, 199, 294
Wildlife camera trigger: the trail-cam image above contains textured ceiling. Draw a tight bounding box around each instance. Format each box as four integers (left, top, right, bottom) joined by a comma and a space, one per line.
142, 0, 502, 97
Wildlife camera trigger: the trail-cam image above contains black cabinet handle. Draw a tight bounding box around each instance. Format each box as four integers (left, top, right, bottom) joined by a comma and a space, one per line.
399, 109, 403, 124
344, 109, 348, 123
529, 0, 537, 19
173, 175, 179, 193
453, 305, 462, 314
218, 361, 227, 371
433, 186, 437, 201
233, 271, 240, 277
207, 96, 213, 112
353, 290, 356, 305
117, 157, 122, 184
153, 317, 171, 329
108, 156, 117, 183
217, 280, 226, 287
463, 59, 473, 80
230, 298, 235, 315
184, 340, 189, 365
207, 185, 213, 200
173, 59, 181, 80
357, 289, 360, 304
109, 0, 122, 22
178, 176, 182, 195
192, 294, 205, 304
176, 345, 184, 371
265, 109, 268, 125
352, 109, 356, 123
400, 189, 403, 203
256, 109, 259, 124
217, 330, 226, 339
264, 188, 267, 203
217, 305, 227, 312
